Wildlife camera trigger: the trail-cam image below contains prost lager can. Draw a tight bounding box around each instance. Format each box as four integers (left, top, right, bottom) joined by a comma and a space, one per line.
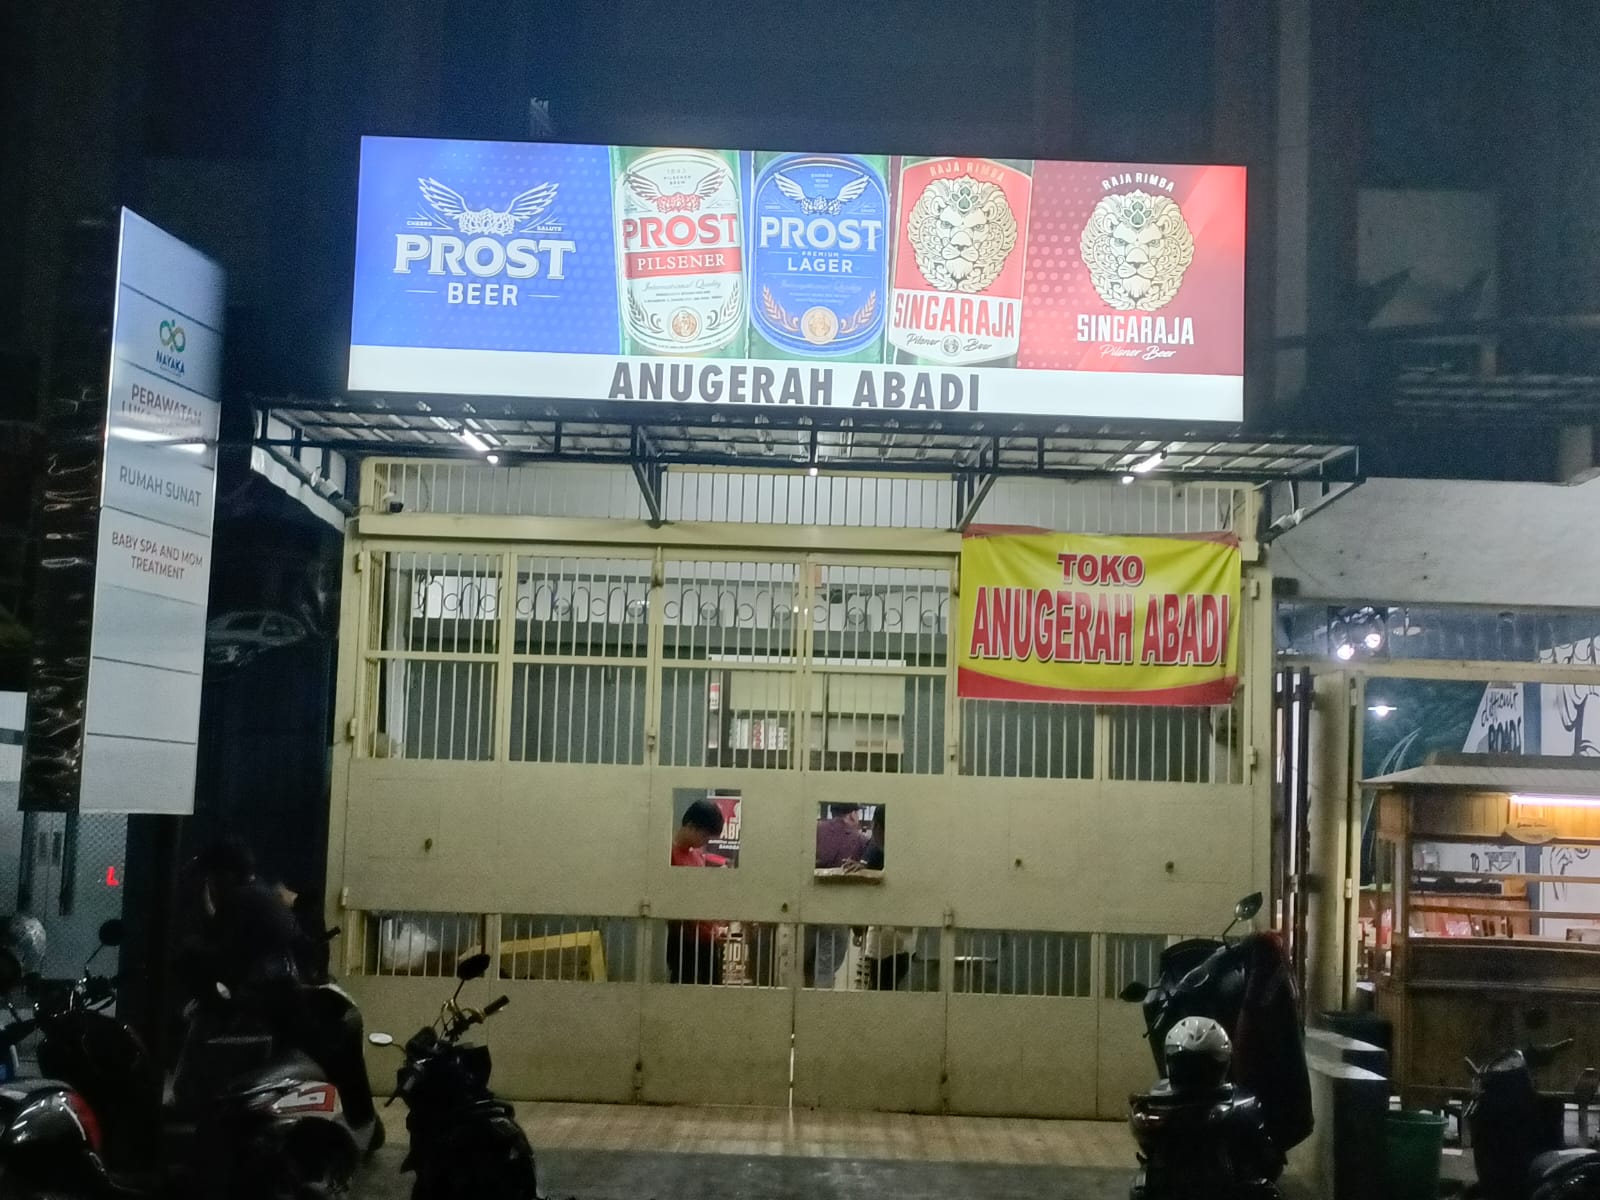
612, 146, 746, 357
747, 152, 890, 362
887, 157, 1034, 367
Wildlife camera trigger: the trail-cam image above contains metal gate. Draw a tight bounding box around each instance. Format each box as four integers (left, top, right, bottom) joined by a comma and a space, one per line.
329, 462, 1269, 1116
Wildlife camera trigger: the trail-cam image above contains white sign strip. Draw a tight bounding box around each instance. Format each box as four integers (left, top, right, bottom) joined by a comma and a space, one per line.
81, 209, 224, 815
348, 344, 1244, 423
79, 733, 199, 817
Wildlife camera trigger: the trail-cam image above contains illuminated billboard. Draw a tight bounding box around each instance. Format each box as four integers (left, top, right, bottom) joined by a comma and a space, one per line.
349, 137, 1244, 422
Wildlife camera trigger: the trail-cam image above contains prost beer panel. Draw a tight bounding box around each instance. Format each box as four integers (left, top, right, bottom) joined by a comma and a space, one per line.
351, 138, 618, 354
349, 137, 1245, 423
612, 146, 746, 358
747, 152, 890, 363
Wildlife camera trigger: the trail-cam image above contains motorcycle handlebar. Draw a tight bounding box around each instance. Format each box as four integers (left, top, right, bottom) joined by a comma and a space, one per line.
484, 995, 510, 1017
1527, 1038, 1577, 1068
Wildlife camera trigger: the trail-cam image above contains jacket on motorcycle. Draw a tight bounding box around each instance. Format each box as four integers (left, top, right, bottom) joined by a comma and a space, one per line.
1232, 932, 1314, 1152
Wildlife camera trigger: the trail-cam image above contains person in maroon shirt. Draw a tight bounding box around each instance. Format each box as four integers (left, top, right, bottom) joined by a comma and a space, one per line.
814, 803, 870, 870
806, 804, 871, 987
667, 800, 726, 984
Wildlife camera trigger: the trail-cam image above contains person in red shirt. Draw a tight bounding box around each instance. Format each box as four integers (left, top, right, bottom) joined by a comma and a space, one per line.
667, 800, 726, 983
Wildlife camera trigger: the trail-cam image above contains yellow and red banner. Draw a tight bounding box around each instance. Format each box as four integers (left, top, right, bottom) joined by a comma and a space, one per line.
957, 528, 1241, 706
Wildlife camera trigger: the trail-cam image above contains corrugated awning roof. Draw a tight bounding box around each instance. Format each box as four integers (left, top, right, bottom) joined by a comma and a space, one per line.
250, 394, 1360, 486
1365, 755, 1600, 795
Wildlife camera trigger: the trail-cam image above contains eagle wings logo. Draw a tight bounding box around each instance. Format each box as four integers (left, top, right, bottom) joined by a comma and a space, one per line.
774, 172, 870, 216
624, 168, 728, 214
418, 177, 559, 236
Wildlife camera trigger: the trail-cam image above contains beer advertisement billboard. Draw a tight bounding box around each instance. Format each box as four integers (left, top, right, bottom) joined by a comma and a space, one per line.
350, 137, 1244, 423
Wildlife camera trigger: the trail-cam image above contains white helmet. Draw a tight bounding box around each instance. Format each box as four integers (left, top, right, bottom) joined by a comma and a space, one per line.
2, 915, 46, 975
1163, 1015, 1232, 1089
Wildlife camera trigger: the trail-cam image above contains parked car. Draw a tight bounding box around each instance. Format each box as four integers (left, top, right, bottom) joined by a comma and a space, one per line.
205, 611, 308, 665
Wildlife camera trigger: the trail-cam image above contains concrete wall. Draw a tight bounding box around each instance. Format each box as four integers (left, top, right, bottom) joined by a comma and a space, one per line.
1271, 475, 1600, 609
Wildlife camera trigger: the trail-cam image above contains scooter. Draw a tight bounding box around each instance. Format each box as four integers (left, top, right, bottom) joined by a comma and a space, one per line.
1127, 1016, 1282, 1199
1464, 1038, 1600, 1199
0, 916, 47, 1085
369, 950, 540, 1200
1119, 893, 1314, 1200
0, 919, 370, 1200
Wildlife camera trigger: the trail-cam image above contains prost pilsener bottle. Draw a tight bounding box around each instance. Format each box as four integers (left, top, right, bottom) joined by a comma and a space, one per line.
746, 151, 891, 364
612, 145, 746, 358
887, 156, 1034, 368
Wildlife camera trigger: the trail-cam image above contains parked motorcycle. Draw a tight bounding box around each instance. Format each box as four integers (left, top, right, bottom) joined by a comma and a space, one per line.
0, 918, 373, 1199
1118, 893, 1314, 1200
0, 916, 47, 1084
1464, 1038, 1600, 1199
369, 950, 539, 1200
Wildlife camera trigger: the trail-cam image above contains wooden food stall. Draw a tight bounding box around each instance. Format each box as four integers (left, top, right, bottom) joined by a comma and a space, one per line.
1367, 756, 1600, 1109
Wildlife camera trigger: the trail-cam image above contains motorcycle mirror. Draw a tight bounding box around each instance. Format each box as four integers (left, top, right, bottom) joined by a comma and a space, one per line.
368, 1032, 395, 1047
98, 919, 126, 948
1118, 981, 1148, 1003
1235, 893, 1264, 922
457, 952, 492, 982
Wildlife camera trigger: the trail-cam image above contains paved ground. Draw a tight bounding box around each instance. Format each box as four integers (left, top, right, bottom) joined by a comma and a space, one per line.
352, 1145, 1137, 1200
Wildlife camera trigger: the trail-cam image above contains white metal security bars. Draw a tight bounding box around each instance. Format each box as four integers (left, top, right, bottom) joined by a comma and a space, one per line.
811, 564, 948, 774
1103, 932, 1210, 999
1108, 701, 1243, 785
363, 460, 1255, 536
960, 700, 1095, 779
363, 911, 487, 977
366, 551, 502, 760
950, 930, 1093, 997
353, 914, 1124, 1001
798, 925, 941, 993
501, 913, 641, 982
957, 700, 1241, 783
659, 559, 803, 770
657, 560, 950, 772
358, 547, 1240, 780
655, 919, 786, 986
512, 556, 650, 765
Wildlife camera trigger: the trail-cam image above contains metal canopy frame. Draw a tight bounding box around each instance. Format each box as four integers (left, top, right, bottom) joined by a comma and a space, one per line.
250, 394, 1360, 530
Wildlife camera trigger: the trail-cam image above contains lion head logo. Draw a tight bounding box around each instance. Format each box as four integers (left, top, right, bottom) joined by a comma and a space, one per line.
906, 176, 1019, 293
1079, 191, 1195, 311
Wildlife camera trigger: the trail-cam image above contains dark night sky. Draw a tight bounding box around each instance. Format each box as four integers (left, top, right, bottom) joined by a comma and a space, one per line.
6, 0, 1594, 480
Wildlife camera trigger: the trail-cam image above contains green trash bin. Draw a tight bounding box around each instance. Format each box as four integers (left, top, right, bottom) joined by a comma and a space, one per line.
1385, 1109, 1446, 1200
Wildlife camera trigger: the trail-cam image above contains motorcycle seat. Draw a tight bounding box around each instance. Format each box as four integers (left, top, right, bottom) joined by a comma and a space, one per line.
0, 1078, 77, 1105
230, 1048, 327, 1093
1530, 1147, 1600, 1184
0, 1080, 81, 1135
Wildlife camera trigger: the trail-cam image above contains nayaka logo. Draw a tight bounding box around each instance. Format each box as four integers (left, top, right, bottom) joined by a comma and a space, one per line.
1079, 191, 1195, 312
156, 318, 186, 376
751, 155, 888, 355
393, 176, 578, 306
